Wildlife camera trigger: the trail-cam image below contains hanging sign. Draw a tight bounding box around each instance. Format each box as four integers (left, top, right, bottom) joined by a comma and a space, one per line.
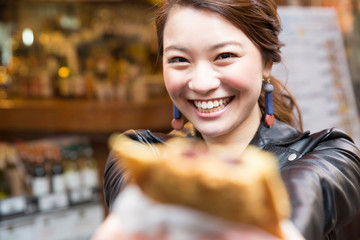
273, 7, 360, 145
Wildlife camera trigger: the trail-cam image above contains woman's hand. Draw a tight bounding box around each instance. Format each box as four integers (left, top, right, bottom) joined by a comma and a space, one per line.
222, 220, 305, 240
92, 186, 305, 240
91, 214, 123, 240
92, 213, 304, 240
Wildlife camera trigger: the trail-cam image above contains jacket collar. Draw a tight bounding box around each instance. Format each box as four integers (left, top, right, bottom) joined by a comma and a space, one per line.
250, 118, 308, 148
177, 118, 308, 148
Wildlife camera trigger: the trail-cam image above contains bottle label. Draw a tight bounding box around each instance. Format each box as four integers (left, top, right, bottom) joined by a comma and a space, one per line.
81, 169, 99, 188
64, 171, 81, 190
32, 177, 50, 196
0, 196, 26, 215
52, 174, 66, 193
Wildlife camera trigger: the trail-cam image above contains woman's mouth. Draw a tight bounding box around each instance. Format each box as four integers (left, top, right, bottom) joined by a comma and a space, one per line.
192, 97, 233, 113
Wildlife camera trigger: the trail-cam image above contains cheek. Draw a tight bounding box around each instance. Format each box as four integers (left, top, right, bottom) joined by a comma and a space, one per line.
226, 56, 264, 91
163, 68, 184, 97
222, 66, 262, 92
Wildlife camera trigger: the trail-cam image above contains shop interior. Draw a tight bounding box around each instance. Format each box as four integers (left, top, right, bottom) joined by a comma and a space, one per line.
0, 0, 359, 239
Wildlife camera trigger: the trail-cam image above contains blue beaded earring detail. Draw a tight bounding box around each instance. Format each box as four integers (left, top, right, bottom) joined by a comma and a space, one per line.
264, 78, 275, 128
171, 104, 184, 130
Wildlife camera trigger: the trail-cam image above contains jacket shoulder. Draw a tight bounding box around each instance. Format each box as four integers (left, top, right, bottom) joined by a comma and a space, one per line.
278, 128, 360, 239
289, 128, 359, 158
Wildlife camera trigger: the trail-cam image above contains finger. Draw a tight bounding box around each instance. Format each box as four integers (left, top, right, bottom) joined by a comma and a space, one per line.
91, 215, 124, 240
223, 229, 280, 240
281, 221, 305, 240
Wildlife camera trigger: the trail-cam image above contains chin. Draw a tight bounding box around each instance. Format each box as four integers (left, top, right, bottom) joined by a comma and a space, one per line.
196, 126, 225, 139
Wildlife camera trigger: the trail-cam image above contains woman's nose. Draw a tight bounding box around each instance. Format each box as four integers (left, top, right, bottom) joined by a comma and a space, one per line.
188, 63, 220, 94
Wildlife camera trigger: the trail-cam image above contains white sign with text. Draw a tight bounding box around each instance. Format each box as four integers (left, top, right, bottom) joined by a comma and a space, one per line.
273, 7, 360, 145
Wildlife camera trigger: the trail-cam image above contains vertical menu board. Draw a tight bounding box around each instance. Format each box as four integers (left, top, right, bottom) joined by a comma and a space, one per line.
273, 7, 360, 145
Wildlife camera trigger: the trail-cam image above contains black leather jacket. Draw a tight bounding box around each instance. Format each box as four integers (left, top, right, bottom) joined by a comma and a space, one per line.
103, 119, 360, 240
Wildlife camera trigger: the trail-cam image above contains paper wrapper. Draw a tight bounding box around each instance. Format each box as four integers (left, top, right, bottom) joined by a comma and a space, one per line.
111, 185, 304, 240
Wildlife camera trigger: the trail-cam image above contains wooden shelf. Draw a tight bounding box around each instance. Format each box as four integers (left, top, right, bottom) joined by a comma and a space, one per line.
18, 0, 153, 4
0, 98, 173, 134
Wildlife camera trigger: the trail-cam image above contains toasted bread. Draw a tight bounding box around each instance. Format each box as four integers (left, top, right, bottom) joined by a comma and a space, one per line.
112, 136, 290, 238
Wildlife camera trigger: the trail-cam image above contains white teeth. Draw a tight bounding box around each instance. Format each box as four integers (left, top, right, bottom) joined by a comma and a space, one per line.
194, 97, 231, 111
201, 101, 207, 109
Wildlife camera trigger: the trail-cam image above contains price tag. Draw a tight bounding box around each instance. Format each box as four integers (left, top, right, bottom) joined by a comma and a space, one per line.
69, 188, 94, 204
38, 194, 54, 212
53, 192, 69, 208
81, 188, 93, 201
69, 190, 82, 204
0, 196, 26, 216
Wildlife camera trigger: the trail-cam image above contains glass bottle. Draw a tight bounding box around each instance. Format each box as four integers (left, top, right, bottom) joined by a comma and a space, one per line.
79, 142, 99, 189
0, 144, 10, 199
50, 146, 66, 193
63, 144, 81, 191
30, 146, 50, 197
4, 144, 26, 196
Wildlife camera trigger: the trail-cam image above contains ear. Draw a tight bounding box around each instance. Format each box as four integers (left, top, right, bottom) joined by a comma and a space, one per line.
263, 61, 273, 77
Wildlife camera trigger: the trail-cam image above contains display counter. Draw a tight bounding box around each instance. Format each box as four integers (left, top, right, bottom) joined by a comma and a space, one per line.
0, 189, 104, 240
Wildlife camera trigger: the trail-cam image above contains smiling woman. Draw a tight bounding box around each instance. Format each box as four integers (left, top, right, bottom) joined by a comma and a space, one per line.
162, 6, 266, 144
99, 1, 360, 240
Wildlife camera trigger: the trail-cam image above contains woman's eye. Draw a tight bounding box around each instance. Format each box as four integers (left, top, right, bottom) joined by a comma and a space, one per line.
216, 53, 237, 60
168, 57, 188, 64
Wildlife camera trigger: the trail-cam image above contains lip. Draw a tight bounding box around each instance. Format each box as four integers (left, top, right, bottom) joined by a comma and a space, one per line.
189, 96, 233, 118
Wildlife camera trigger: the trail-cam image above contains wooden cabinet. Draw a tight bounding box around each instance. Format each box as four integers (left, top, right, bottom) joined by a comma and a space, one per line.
0, 98, 173, 134
0, 97, 173, 217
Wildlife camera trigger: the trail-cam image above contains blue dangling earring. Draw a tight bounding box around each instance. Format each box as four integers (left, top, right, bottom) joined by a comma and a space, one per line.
171, 104, 184, 130
264, 78, 275, 128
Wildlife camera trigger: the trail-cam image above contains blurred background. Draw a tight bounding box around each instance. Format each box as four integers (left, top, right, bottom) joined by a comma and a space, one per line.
0, 0, 359, 239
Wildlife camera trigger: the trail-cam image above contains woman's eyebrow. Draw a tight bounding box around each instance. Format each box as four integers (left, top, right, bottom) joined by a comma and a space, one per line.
164, 41, 243, 53
164, 45, 188, 53
210, 41, 244, 51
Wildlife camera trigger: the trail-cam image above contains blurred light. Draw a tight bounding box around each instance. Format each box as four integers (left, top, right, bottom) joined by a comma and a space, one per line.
22, 28, 34, 46
60, 15, 81, 30
0, 66, 9, 85
149, 0, 161, 4
39, 33, 50, 46
58, 66, 70, 78
0, 66, 6, 75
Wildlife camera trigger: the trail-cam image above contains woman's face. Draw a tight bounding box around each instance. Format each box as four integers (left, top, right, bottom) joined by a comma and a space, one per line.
162, 6, 272, 142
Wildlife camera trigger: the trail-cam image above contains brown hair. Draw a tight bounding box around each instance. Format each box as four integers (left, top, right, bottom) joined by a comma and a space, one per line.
155, 0, 303, 131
